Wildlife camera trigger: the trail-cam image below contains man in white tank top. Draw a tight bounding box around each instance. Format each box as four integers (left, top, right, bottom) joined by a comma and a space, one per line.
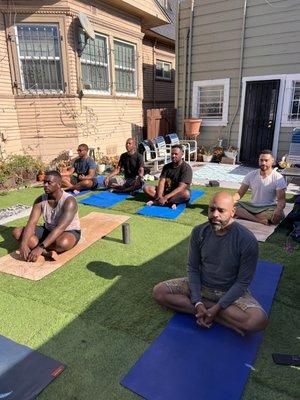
233, 150, 286, 225
12, 171, 81, 262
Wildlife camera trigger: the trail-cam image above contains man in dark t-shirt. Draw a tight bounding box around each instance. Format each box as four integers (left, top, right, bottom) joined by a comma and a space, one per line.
61, 143, 98, 192
144, 144, 192, 208
104, 138, 144, 193
153, 192, 268, 335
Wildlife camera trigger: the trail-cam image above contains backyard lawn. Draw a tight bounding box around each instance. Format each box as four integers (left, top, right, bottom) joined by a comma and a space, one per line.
0, 185, 299, 400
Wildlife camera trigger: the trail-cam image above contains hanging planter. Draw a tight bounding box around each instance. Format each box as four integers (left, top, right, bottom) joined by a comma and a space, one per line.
184, 118, 202, 138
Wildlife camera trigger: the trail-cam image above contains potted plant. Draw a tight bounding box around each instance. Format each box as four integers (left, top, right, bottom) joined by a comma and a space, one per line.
202, 147, 213, 163
224, 146, 238, 160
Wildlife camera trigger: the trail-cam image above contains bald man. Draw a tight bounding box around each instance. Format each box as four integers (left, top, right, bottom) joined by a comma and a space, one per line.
153, 191, 268, 335
104, 138, 144, 193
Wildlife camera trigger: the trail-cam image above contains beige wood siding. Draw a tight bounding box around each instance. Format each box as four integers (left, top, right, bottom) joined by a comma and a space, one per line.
178, 0, 300, 158
0, 14, 22, 157
0, 0, 148, 161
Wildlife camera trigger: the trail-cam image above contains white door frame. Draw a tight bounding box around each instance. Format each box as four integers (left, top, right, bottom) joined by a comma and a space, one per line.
237, 74, 286, 161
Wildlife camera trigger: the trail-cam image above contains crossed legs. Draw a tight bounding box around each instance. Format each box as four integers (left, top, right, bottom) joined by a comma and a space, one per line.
144, 185, 190, 207
153, 282, 268, 334
12, 226, 77, 261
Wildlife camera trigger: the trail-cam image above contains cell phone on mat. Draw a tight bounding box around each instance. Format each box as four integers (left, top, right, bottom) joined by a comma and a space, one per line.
272, 353, 300, 366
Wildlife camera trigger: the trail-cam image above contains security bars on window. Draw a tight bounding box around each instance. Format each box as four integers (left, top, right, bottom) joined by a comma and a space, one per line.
16, 24, 63, 92
289, 81, 300, 121
114, 40, 136, 94
197, 85, 224, 119
80, 34, 109, 92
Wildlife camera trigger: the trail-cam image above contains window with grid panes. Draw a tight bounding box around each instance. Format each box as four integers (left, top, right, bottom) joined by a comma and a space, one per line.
197, 86, 224, 119
16, 24, 63, 92
289, 81, 300, 121
114, 40, 136, 94
156, 60, 171, 80
80, 33, 109, 92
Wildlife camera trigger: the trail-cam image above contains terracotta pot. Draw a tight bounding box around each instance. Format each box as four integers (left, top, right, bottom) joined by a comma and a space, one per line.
203, 154, 213, 162
184, 118, 202, 138
59, 166, 68, 174
36, 172, 45, 182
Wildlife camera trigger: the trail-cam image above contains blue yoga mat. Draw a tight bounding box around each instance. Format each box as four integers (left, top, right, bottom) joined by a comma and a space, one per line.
79, 191, 131, 208
0, 335, 66, 400
137, 189, 205, 219
121, 260, 283, 400
67, 175, 105, 197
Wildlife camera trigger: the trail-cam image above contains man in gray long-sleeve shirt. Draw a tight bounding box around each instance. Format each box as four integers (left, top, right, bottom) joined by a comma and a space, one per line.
153, 191, 268, 334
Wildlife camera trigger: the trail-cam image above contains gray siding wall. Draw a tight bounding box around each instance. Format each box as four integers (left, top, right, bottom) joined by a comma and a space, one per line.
178, 0, 300, 159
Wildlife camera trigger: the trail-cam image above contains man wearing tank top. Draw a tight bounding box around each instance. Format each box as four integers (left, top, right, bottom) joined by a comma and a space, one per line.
233, 150, 286, 225
12, 171, 81, 262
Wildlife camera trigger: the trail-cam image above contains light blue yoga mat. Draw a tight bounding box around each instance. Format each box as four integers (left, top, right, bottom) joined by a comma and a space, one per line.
137, 189, 205, 219
79, 191, 131, 208
121, 260, 283, 400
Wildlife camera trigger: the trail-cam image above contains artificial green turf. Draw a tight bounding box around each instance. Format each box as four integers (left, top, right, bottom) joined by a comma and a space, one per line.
0, 185, 299, 400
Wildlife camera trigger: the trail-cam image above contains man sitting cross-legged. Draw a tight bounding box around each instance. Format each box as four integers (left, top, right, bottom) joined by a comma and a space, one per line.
104, 138, 144, 193
153, 191, 268, 335
144, 144, 192, 209
61, 143, 98, 193
12, 171, 81, 262
233, 150, 286, 225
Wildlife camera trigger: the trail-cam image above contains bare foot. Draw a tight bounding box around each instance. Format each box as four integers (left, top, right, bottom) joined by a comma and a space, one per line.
43, 250, 59, 261
146, 200, 154, 206
73, 190, 80, 195
260, 219, 270, 226
171, 204, 177, 210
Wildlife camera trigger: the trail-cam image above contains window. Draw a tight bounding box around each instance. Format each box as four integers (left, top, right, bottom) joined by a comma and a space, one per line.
192, 79, 230, 126
282, 74, 300, 127
114, 40, 136, 95
16, 24, 63, 92
80, 33, 109, 92
156, 60, 172, 80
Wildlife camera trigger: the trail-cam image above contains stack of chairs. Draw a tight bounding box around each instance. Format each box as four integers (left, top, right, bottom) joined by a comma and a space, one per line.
165, 133, 198, 162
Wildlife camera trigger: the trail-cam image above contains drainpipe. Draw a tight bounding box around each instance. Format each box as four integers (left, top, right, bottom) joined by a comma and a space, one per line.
174, 0, 179, 122
186, 0, 195, 119
153, 38, 157, 108
181, 30, 188, 138
227, 0, 248, 145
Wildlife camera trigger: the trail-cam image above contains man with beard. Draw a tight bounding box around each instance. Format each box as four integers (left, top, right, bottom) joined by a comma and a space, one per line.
153, 192, 267, 335
12, 171, 81, 262
144, 144, 192, 208
233, 150, 286, 225
61, 143, 98, 193
104, 138, 144, 193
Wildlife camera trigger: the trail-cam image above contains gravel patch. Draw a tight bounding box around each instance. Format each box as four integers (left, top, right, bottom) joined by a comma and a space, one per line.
0, 204, 32, 225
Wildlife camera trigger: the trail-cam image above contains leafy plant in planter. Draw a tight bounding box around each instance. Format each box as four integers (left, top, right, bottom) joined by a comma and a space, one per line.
224, 146, 238, 159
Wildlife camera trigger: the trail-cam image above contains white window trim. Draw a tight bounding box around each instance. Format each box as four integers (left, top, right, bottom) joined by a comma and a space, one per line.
192, 78, 230, 126
15, 23, 64, 94
156, 59, 172, 81
114, 39, 137, 97
281, 73, 300, 127
81, 33, 111, 95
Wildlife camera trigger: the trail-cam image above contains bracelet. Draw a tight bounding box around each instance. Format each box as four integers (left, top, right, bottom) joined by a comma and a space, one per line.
195, 301, 204, 308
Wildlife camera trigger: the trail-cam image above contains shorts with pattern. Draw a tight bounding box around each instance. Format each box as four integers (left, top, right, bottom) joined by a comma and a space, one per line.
236, 202, 280, 221
163, 277, 266, 313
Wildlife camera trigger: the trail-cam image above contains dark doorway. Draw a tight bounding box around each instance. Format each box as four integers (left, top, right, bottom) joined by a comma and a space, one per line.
240, 80, 280, 165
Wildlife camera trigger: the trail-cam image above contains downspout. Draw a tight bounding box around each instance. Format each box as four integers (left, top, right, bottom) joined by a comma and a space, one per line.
181, 30, 188, 137
153, 38, 157, 108
227, 0, 248, 145
174, 0, 179, 121
186, 0, 195, 119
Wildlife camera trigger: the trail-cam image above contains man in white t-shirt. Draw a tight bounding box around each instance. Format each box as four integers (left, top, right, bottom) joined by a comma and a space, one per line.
233, 150, 286, 225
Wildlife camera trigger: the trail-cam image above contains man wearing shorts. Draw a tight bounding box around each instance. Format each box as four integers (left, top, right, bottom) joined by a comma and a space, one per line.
104, 138, 144, 193
233, 150, 286, 225
61, 143, 98, 193
144, 144, 192, 208
12, 171, 81, 262
153, 192, 268, 335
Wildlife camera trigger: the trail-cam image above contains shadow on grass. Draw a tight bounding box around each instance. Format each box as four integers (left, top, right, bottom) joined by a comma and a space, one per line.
0, 225, 17, 253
